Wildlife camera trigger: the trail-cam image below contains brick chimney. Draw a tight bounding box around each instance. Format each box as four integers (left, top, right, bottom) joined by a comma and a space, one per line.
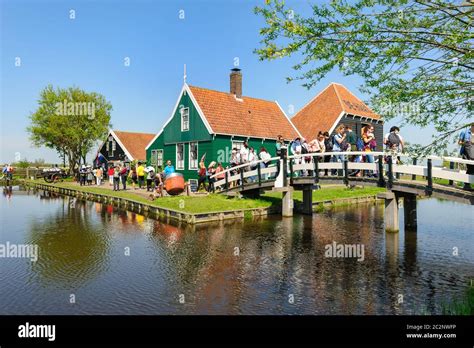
230, 68, 242, 98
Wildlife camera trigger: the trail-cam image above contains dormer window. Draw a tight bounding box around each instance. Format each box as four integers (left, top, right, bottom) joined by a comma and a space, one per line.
181, 107, 189, 131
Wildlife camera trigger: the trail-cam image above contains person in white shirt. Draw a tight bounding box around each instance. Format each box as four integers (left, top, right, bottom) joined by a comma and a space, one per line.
384, 126, 404, 165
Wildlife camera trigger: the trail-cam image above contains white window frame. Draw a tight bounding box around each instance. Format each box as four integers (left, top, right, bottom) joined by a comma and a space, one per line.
176, 143, 185, 170
189, 142, 198, 170
151, 149, 163, 169
181, 107, 189, 132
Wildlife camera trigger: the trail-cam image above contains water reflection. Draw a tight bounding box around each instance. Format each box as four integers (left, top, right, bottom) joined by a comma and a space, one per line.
27, 198, 111, 289
1, 190, 473, 315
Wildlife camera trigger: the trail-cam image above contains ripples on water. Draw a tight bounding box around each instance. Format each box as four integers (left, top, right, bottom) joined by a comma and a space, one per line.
0, 188, 473, 315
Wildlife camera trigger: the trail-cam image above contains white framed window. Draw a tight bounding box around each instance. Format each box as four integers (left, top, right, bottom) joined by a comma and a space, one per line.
151, 149, 163, 169
176, 143, 185, 170
189, 142, 198, 170
181, 107, 189, 131
232, 140, 244, 151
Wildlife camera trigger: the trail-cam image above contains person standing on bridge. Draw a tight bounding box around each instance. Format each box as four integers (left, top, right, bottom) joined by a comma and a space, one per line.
332, 125, 347, 176
384, 126, 404, 165
458, 123, 474, 190
323, 132, 333, 176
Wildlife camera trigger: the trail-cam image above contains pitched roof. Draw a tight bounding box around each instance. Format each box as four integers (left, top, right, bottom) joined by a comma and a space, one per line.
188, 85, 301, 140
292, 83, 381, 140
112, 130, 155, 160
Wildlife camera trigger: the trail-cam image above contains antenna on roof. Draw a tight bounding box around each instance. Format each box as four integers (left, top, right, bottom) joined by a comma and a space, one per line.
183, 64, 187, 84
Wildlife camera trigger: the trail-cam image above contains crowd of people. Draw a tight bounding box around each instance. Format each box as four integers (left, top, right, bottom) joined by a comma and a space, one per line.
77, 160, 179, 197
285, 124, 405, 178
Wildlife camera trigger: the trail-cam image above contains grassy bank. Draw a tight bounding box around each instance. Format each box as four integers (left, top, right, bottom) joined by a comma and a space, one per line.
264, 185, 386, 203
25, 180, 385, 214
27, 180, 277, 213
441, 284, 474, 315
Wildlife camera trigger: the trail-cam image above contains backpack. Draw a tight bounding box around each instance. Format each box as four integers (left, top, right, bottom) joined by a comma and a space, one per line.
387, 132, 401, 148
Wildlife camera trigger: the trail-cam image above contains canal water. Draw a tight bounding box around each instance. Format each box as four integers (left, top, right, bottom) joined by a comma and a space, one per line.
1, 187, 473, 315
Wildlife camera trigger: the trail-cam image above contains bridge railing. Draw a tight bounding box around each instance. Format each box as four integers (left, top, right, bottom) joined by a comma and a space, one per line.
210, 151, 474, 192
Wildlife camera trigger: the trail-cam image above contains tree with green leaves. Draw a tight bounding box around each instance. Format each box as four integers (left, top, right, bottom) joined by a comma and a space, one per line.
255, 0, 473, 155
27, 86, 112, 174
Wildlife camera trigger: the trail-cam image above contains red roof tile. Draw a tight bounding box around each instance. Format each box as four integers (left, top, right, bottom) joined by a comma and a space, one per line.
292, 83, 381, 140
113, 131, 155, 161
188, 85, 300, 141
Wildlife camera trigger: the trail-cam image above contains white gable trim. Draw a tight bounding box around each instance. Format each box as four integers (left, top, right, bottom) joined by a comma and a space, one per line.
109, 130, 135, 161
275, 100, 303, 139
328, 111, 346, 134
145, 84, 187, 150
145, 84, 214, 150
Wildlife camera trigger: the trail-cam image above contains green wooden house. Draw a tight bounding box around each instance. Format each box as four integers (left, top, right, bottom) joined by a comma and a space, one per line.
146, 69, 301, 180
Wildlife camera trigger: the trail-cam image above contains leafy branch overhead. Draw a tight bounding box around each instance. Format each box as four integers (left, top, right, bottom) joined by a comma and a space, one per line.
254, 0, 473, 151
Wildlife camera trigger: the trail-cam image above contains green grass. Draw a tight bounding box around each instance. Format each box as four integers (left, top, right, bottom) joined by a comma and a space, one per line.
25, 179, 384, 214
26, 180, 277, 214
263, 185, 386, 203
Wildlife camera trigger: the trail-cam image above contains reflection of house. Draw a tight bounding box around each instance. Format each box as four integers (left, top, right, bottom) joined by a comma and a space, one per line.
292, 83, 384, 150
146, 69, 301, 180
98, 130, 155, 166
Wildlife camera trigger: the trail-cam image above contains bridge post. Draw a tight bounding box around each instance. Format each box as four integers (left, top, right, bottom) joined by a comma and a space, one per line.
314, 159, 319, 184
343, 159, 349, 186
302, 187, 313, 215
377, 191, 399, 233
411, 158, 417, 181
257, 164, 262, 187
282, 149, 288, 187
278, 187, 294, 217
377, 155, 385, 187
387, 159, 394, 190
240, 170, 245, 191
289, 160, 294, 184
449, 161, 454, 186
225, 172, 229, 191
403, 194, 417, 230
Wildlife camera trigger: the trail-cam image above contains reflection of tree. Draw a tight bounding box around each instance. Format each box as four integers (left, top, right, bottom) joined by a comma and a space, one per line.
27, 198, 110, 289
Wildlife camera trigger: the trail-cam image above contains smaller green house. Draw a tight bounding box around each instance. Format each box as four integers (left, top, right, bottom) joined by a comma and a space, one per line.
146, 69, 301, 181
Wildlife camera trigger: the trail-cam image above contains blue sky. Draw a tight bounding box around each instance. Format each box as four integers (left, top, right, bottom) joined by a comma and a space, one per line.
1, 0, 434, 164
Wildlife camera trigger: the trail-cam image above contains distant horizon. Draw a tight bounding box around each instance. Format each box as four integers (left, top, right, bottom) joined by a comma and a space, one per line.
1, 0, 446, 164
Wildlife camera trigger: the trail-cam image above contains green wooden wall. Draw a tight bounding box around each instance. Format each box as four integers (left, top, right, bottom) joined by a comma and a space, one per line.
147, 88, 283, 181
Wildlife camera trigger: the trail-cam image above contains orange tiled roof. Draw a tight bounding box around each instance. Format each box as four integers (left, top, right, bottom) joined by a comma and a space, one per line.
292, 83, 381, 141
113, 131, 155, 160
189, 85, 300, 141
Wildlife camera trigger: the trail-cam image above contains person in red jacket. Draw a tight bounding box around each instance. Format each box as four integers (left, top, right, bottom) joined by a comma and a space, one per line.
107, 166, 115, 186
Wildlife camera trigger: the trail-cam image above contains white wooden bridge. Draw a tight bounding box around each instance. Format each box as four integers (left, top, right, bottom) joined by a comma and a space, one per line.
211, 151, 474, 232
